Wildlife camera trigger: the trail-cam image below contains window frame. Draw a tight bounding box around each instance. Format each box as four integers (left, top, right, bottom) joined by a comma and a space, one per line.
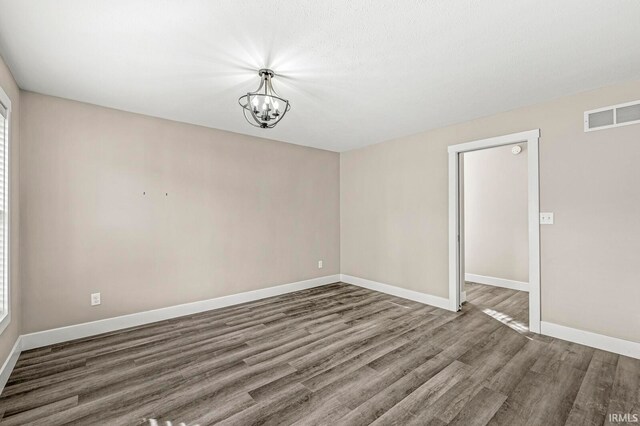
0, 85, 11, 336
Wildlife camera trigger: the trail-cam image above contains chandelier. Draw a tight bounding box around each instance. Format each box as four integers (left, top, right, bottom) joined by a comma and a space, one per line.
238, 69, 291, 128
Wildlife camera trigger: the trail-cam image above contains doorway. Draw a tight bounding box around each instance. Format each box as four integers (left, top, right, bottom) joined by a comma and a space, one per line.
448, 129, 541, 333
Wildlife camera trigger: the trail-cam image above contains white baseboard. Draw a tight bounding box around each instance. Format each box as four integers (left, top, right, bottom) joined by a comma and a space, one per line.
541, 321, 640, 360
340, 274, 451, 311
465, 273, 529, 292
20, 274, 340, 351
3, 274, 638, 399
0, 336, 22, 393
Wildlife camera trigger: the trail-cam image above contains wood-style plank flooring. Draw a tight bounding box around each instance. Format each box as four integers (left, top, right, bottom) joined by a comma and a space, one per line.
0, 282, 638, 425
464, 282, 529, 334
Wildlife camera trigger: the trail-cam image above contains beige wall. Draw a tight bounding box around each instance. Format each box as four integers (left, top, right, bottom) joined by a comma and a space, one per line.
463, 144, 528, 283
0, 55, 20, 364
341, 79, 640, 343
20, 92, 340, 333
8, 71, 640, 349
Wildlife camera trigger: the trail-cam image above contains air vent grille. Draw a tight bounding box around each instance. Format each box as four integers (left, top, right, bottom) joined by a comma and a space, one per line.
585, 100, 640, 132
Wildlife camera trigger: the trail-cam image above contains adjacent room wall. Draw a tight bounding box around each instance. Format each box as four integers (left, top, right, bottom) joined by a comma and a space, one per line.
464, 144, 528, 284
0, 55, 20, 364
341, 79, 640, 343
20, 92, 340, 333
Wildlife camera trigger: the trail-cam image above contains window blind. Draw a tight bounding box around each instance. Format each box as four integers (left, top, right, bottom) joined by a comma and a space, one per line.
0, 101, 6, 315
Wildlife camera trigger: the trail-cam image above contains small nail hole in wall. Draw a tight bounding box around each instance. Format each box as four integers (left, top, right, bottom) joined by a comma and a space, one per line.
165, 193, 168, 196
143, 191, 146, 195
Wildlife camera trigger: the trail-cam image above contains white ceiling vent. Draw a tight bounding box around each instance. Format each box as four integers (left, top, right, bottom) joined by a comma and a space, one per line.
584, 100, 640, 132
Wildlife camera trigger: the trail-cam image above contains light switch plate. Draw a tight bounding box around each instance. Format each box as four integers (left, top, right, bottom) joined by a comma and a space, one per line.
540, 212, 554, 225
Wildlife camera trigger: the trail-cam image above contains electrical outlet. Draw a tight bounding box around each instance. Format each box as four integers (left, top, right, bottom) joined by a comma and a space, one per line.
91, 292, 101, 306
540, 212, 554, 225
318, 260, 323, 269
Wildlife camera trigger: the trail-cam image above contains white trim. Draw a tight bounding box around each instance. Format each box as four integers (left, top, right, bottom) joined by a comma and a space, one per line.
0, 314, 10, 337
527, 137, 541, 333
448, 148, 460, 311
447, 129, 539, 154
465, 273, 529, 292
340, 274, 451, 311
20, 275, 340, 351
541, 321, 640, 360
0, 336, 21, 393
0, 86, 11, 113
448, 129, 541, 333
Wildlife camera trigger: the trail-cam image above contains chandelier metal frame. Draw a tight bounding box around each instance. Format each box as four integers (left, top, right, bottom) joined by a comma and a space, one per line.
238, 69, 291, 129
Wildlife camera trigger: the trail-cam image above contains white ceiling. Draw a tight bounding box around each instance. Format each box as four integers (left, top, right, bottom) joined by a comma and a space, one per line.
1, 1, 639, 152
